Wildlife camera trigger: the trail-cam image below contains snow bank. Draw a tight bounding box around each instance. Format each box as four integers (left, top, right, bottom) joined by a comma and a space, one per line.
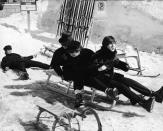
0, 95, 40, 131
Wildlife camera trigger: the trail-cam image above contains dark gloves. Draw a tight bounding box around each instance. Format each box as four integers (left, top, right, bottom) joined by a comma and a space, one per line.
122, 63, 130, 72
104, 58, 119, 70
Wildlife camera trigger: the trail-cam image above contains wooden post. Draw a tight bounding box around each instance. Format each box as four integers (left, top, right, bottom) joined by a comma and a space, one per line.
27, 10, 30, 32
135, 48, 143, 75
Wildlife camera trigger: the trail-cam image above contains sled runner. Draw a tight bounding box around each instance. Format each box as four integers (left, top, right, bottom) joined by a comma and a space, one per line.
131, 73, 160, 78
36, 103, 102, 131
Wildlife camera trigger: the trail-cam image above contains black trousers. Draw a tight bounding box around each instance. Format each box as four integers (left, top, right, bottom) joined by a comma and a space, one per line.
63, 71, 150, 103
65, 71, 111, 91
112, 73, 152, 96
25, 60, 50, 69
108, 79, 144, 103
10, 60, 50, 73
120, 77, 152, 96
84, 75, 110, 92
85, 74, 144, 103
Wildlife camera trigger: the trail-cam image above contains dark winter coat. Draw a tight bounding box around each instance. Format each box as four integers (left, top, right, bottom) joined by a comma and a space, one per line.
50, 47, 94, 81
1, 53, 33, 71
89, 47, 129, 79
50, 47, 67, 77
66, 48, 94, 76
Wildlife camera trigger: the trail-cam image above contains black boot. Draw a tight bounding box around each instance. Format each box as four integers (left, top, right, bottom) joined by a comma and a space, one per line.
19, 72, 29, 80
153, 86, 163, 103
139, 97, 155, 112
74, 93, 84, 108
105, 88, 119, 100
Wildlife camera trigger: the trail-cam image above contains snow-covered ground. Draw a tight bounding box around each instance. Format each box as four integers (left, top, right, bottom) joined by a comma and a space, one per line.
0, 0, 163, 131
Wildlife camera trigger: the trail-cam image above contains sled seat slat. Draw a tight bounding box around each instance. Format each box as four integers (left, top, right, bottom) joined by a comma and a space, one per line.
37, 103, 74, 117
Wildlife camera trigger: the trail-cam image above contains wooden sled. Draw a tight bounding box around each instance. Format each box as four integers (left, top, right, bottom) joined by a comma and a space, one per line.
117, 48, 160, 78
44, 70, 128, 110
117, 48, 143, 75
36, 103, 102, 131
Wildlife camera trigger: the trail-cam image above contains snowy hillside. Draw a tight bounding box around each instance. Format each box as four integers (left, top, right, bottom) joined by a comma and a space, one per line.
92, 1, 163, 53
0, 0, 163, 131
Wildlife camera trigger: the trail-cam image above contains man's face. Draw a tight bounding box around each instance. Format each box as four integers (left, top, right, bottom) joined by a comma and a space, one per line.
61, 41, 69, 49
69, 50, 81, 57
62, 37, 73, 49
107, 42, 116, 52
5, 49, 12, 55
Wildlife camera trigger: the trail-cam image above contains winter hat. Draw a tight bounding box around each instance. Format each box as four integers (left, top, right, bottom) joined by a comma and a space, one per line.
3, 45, 12, 51
59, 31, 72, 45
66, 41, 81, 53
102, 36, 116, 47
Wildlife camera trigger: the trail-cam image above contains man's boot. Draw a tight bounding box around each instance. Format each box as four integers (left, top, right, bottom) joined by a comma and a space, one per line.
139, 97, 155, 112
19, 72, 29, 80
74, 92, 84, 108
24, 72, 29, 80
105, 88, 119, 100
152, 86, 163, 103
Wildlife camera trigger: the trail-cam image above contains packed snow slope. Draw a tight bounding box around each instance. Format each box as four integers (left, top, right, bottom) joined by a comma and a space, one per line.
92, 1, 163, 53
0, 0, 163, 131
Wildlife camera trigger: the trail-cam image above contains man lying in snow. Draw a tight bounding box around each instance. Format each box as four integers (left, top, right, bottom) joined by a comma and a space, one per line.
1, 45, 50, 80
